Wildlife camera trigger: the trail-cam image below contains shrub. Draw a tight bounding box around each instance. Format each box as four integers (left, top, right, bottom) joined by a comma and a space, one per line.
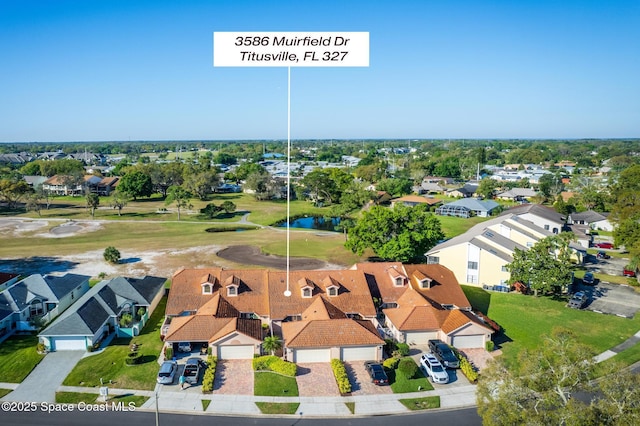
164, 346, 173, 360
397, 357, 418, 379
201, 355, 217, 393
454, 351, 479, 383
485, 340, 495, 352
125, 351, 142, 365
383, 357, 399, 370
252, 355, 296, 377
395, 343, 410, 357
103, 246, 121, 264
330, 359, 351, 394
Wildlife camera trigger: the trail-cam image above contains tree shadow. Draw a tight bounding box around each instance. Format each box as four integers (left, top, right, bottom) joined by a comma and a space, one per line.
0, 257, 80, 275
119, 257, 142, 264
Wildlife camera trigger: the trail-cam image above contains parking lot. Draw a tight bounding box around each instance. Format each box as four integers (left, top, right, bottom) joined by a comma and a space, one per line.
576, 282, 640, 318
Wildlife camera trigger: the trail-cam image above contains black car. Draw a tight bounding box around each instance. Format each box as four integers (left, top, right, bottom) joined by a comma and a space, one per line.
596, 251, 610, 259
364, 361, 389, 385
427, 339, 460, 369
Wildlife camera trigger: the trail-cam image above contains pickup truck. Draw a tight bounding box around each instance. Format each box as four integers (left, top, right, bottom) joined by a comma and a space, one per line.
428, 339, 459, 369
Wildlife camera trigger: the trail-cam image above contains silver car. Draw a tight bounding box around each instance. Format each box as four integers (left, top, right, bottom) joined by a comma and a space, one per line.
157, 360, 178, 384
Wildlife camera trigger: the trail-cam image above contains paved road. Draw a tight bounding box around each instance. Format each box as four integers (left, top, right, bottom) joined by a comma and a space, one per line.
3, 351, 85, 402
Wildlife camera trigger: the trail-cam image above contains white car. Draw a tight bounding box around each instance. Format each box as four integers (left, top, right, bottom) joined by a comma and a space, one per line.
420, 353, 449, 384
178, 342, 192, 353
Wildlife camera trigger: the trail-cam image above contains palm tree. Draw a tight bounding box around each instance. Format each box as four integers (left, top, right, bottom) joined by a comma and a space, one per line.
262, 336, 282, 356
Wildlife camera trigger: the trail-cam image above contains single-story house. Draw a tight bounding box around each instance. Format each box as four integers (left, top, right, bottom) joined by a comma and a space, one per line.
0, 274, 90, 340
436, 198, 500, 218
39, 276, 166, 351
391, 195, 442, 208
447, 183, 479, 198
496, 188, 538, 201
568, 211, 613, 232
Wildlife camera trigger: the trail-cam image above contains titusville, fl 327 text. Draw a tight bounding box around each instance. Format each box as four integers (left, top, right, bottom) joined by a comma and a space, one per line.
235, 35, 351, 63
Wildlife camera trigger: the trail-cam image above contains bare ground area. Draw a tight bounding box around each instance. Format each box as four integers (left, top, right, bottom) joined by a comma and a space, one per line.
0, 218, 341, 279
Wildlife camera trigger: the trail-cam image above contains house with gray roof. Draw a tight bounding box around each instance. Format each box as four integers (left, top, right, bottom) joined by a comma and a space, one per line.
436, 198, 500, 218
501, 204, 565, 234
568, 210, 613, 232
0, 274, 89, 341
39, 275, 166, 351
496, 188, 538, 201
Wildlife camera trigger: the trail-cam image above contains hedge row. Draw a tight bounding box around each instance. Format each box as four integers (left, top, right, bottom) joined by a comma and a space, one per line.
202, 355, 217, 393
252, 355, 297, 377
453, 350, 479, 383
330, 359, 351, 394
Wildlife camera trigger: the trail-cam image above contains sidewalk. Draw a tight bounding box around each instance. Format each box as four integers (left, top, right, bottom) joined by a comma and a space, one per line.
53, 383, 477, 417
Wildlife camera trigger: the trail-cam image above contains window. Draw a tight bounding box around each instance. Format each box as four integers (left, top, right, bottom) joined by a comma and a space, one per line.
30, 303, 44, 317
426, 256, 439, 264
302, 287, 312, 298
227, 286, 237, 297
420, 278, 432, 289
71, 291, 74, 300
327, 287, 338, 297
467, 261, 478, 270
544, 224, 550, 230
394, 277, 404, 287
526, 242, 533, 248
202, 284, 212, 294
442, 304, 454, 310
501, 265, 509, 272
466, 275, 478, 284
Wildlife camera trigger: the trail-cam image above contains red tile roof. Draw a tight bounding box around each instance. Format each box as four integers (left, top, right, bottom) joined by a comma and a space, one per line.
282, 319, 383, 348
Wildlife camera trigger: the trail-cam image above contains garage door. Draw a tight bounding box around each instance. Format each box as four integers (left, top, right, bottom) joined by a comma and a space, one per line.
218, 345, 254, 359
405, 331, 437, 345
294, 348, 330, 363
451, 335, 484, 349
52, 336, 87, 351
341, 346, 377, 361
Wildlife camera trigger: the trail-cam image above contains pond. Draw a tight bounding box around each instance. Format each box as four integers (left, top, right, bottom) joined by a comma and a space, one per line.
276, 216, 342, 232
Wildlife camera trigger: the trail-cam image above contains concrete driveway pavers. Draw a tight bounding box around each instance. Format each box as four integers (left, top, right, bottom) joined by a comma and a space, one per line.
296, 363, 339, 396
2, 350, 85, 402
345, 362, 392, 396
212, 360, 253, 395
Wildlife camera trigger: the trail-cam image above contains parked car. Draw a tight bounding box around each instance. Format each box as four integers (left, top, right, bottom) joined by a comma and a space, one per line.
420, 353, 449, 384
364, 361, 389, 386
427, 339, 460, 369
623, 268, 637, 278
183, 357, 202, 384
178, 342, 192, 353
596, 251, 610, 260
567, 291, 587, 309
157, 360, 178, 384
594, 242, 614, 249
582, 272, 595, 285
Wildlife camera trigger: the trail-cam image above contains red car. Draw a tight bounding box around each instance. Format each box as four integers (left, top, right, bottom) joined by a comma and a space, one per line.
623, 269, 636, 278
594, 242, 615, 249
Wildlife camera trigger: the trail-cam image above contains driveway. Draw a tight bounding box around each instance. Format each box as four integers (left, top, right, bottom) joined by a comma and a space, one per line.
581, 282, 640, 318
296, 363, 339, 396
344, 362, 392, 396
2, 350, 85, 402
212, 360, 253, 395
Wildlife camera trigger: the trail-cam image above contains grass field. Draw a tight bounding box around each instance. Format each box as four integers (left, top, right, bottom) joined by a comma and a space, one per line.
255, 402, 300, 414
0, 335, 45, 383
254, 372, 299, 397
462, 285, 640, 365
399, 396, 440, 410
389, 358, 433, 393
62, 298, 166, 390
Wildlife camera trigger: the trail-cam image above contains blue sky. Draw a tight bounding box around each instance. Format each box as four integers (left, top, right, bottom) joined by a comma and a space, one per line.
1, 0, 639, 142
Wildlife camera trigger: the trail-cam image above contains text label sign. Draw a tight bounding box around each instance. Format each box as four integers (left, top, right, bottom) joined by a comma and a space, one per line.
214, 32, 369, 67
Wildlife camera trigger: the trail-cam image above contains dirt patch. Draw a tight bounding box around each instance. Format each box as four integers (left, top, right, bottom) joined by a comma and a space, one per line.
217, 245, 332, 270
0, 218, 49, 236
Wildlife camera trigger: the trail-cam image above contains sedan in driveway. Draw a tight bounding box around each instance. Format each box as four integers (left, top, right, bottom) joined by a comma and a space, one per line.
364, 361, 389, 386
596, 251, 610, 259
583, 272, 595, 285
157, 360, 178, 385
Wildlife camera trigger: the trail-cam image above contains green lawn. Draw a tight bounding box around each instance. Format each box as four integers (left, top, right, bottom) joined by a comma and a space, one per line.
62, 298, 166, 390
255, 402, 300, 414
399, 396, 441, 410
437, 215, 489, 239
55, 391, 147, 406
462, 286, 640, 365
0, 335, 45, 383
254, 372, 299, 396
0, 389, 13, 398
389, 358, 433, 393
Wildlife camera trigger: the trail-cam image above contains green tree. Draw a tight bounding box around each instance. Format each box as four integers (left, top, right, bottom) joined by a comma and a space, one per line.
507, 233, 575, 296
262, 336, 282, 356
25, 192, 42, 217
298, 168, 339, 205
118, 170, 153, 200
165, 185, 192, 221
109, 190, 129, 216
103, 246, 121, 264
244, 171, 276, 200
345, 204, 444, 263
375, 178, 412, 197
397, 357, 418, 379
476, 178, 499, 199
0, 178, 31, 209
220, 200, 236, 214
213, 152, 237, 165
85, 193, 100, 218
476, 328, 633, 426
